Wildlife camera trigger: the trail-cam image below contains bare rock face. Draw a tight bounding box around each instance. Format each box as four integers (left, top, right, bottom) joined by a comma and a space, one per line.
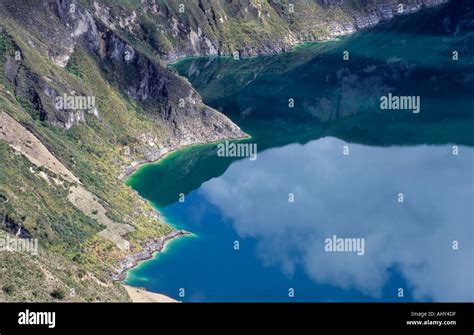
2, 46, 96, 129
0, 214, 32, 239
84, 17, 246, 155
56, 0, 100, 56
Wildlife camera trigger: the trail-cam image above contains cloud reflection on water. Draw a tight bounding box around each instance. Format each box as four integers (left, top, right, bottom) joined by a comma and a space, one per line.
200, 137, 474, 301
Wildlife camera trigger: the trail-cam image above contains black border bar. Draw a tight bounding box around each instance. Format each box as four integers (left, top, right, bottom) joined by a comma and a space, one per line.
0, 302, 472, 331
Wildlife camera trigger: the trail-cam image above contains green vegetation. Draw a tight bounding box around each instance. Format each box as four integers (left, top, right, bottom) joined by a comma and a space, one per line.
50, 289, 66, 300
65, 52, 83, 78
2, 284, 15, 295
0, 234, 130, 301
0, 3, 175, 301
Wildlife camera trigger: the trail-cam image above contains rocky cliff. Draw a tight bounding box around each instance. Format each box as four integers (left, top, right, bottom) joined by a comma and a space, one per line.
94, 0, 449, 62
1, 0, 245, 158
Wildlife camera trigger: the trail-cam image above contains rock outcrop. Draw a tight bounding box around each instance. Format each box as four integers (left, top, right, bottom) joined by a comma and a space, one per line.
112, 230, 190, 281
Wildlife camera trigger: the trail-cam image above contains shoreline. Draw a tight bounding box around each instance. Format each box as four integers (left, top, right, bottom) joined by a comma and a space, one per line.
166, 35, 345, 67
116, 124, 250, 300
112, 229, 190, 282
117, 136, 251, 276
165, 0, 448, 66
120, 134, 251, 181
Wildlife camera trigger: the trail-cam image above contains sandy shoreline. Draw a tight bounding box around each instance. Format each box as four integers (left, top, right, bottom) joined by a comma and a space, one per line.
123, 285, 178, 303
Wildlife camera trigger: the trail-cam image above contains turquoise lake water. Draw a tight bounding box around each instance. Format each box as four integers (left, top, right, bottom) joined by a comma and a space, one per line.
125, 0, 474, 302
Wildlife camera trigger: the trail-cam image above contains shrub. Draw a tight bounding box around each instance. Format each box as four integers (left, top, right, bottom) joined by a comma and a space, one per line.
50, 289, 66, 300
2, 284, 15, 295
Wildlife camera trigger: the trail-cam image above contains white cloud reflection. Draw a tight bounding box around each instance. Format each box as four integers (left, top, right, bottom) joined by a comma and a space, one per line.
200, 137, 474, 301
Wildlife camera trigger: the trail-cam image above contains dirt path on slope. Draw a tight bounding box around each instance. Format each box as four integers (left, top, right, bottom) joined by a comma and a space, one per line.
0, 111, 133, 250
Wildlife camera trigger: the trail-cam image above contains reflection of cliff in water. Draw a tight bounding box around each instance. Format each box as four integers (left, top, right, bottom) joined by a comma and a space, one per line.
173, 0, 474, 149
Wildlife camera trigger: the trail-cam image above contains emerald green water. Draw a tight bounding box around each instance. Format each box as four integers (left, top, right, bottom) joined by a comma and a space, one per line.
125, 1, 474, 302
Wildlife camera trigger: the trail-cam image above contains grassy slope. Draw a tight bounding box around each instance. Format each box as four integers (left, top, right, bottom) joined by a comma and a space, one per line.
0, 14, 173, 300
